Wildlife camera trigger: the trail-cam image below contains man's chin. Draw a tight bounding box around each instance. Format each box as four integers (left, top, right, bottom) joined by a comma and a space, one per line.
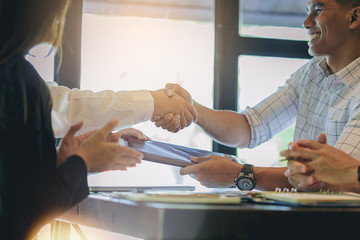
308, 48, 322, 57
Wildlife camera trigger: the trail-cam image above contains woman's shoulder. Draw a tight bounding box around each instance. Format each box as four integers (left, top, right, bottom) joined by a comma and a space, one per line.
12, 56, 49, 95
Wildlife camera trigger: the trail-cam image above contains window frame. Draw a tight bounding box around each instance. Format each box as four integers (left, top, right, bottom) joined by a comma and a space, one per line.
55, 0, 311, 154
213, 0, 310, 155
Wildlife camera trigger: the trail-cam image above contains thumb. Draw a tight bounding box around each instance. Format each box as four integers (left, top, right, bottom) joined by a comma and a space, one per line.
317, 132, 327, 144
165, 83, 187, 97
179, 165, 198, 175
98, 119, 119, 139
165, 83, 177, 96
165, 83, 193, 104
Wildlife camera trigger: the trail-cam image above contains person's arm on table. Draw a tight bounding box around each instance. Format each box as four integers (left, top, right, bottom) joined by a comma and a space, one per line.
179, 155, 291, 190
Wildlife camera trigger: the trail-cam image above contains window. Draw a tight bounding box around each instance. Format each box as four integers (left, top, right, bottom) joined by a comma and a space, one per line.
240, 0, 308, 41
81, 1, 215, 187
28, 0, 312, 184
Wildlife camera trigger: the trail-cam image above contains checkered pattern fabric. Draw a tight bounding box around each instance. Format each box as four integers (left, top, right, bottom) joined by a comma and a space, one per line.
242, 56, 360, 160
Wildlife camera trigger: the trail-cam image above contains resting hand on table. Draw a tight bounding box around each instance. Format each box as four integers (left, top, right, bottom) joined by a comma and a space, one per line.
281, 133, 360, 191
180, 155, 242, 188
58, 119, 145, 172
151, 83, 197, 133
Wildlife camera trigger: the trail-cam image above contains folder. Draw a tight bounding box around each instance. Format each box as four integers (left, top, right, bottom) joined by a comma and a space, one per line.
118, 136, 241, 167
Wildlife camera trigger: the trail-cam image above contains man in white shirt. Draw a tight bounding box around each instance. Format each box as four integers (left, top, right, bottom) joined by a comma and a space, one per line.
155, 0, 360, 192
47, 82, 197, 138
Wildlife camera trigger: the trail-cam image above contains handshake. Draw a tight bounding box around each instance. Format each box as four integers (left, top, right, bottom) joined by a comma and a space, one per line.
149, 83, 198, 133
56, 83, 198, 174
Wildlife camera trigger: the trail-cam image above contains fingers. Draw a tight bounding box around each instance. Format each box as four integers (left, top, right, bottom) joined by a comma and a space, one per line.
107, 132, 122, 143
151, 115, 161, 122
165, 83, 175, 97
179, 165, 199, 175
317, 132, 327, 144
165, 83, 192, 103
154, 113, 181, 133
179, 156, 214, 175
280, 148, 319, 161
287, 141, 299, 150
117, 146, 144, 162
64, 121, 83, 139
154, 113, 174, 127
99, 146, 143, 171
118, 128, 149, 141
182, 106, 195, 128
185, 100, 198, 122
179, 113, 188, 129
98, 119, 119, 139
296, 139, 324, 150
190, 156, 212, 163
284, 160, 309, 177
288, 174, 316, 190
165, 83, 180, 97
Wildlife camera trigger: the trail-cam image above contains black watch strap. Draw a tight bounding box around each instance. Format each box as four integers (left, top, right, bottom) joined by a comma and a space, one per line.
241, 164, 253, 175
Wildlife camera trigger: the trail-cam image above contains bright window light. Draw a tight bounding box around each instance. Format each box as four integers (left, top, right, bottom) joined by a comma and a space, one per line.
80, 13, 214, 187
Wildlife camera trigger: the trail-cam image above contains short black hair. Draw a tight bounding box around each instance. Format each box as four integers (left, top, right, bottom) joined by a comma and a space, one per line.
335, 0, 360, 7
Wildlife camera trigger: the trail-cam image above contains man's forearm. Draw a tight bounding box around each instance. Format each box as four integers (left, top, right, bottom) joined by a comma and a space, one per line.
194, 101, 251, 148
254, 167, 293, 191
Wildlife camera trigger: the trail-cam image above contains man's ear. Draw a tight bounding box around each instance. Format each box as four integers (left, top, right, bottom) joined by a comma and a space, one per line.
349, 7, 360, 29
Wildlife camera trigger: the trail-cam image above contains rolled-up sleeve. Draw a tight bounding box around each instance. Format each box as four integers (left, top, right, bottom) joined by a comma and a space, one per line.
241, 78, 299, 148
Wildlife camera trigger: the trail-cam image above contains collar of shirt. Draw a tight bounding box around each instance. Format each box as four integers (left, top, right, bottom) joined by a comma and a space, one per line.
316, 56, 360, 88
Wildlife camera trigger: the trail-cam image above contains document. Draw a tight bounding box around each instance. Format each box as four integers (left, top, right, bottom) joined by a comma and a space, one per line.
112, 190, 242, 204
261, 191, 360, 206
119, 136, 241, 167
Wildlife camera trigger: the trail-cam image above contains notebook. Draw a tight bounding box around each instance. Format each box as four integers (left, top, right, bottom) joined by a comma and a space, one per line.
262, 191, 360, 205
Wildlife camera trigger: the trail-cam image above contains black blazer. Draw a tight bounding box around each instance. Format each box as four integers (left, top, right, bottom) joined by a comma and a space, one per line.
0, 55, 89, 239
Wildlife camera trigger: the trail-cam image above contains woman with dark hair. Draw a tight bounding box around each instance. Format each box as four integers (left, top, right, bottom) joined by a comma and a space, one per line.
0, 1, 145, 239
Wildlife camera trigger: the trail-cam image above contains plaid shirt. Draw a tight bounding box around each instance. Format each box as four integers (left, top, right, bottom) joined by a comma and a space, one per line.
242, 56, 360, 159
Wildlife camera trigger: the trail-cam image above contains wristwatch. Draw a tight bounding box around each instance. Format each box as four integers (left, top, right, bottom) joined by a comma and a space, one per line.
234, 164, 256, 190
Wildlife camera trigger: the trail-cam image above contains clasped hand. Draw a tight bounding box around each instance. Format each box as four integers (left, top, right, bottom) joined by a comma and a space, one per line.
281, 132, 360, 191
151, 83, 197, 133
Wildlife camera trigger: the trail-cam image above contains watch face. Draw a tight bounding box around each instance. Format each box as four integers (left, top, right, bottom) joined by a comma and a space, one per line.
236, 177, 255, 190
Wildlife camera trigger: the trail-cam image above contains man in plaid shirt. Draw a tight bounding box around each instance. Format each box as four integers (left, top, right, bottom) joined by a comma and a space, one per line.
154, 0, 360, 192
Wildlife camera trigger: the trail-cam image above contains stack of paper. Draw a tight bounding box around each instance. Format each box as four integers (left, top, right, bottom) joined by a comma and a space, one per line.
112, 190, 242, 204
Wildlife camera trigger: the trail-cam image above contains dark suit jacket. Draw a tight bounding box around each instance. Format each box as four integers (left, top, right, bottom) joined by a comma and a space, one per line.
0, 55, 89, 239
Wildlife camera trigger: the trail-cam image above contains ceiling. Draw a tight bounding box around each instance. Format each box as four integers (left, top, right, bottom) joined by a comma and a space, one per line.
84, 0, 308, 28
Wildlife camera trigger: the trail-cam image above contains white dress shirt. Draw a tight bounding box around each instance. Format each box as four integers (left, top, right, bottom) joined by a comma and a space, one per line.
242, 56, 360, 160
47, 82, 154, 138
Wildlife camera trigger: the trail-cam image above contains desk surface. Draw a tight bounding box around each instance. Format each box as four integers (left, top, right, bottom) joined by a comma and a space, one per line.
60, 193, 360, 239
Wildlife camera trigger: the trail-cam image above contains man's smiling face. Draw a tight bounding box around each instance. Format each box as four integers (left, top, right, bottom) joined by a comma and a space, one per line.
304, 0, 351, 57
